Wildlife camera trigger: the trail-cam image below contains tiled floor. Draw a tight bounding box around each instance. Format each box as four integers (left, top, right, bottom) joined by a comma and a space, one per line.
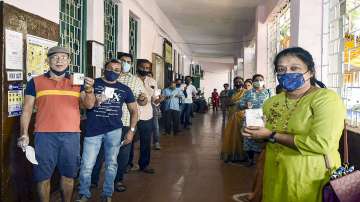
73, 111, 255, 202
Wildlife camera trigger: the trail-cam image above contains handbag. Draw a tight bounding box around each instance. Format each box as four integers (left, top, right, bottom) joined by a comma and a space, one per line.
322, 122, 360, 202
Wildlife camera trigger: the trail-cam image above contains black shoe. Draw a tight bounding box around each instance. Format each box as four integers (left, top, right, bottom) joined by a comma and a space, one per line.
115, 182, 127, 192
140, 167, 155, 174
90, 183, 98, 189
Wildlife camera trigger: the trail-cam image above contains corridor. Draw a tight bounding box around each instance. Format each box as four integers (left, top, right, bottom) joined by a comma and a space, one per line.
77, 112, 254, 202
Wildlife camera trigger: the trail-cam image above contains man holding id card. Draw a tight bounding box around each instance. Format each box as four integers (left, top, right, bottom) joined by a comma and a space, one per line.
77, 59, 138, 202
17, 46, 96, 202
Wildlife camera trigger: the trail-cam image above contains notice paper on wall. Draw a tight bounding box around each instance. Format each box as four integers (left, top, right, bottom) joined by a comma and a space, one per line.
245, 108, 264, 127
26, 35, 57, 80
5, 29, 23, 70
8, 83, 24, 117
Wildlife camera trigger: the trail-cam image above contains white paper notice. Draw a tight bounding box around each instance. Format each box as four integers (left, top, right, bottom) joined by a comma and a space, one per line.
5, 29, 23, 70
245, 109, 264, 127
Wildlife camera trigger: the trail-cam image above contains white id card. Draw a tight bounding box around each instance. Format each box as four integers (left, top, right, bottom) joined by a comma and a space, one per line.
73, 73, 85, 85
245, 109, 264, 127
104, 87, 115, 99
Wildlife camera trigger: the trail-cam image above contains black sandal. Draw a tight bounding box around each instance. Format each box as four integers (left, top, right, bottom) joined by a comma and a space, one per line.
115, 182, 127, 192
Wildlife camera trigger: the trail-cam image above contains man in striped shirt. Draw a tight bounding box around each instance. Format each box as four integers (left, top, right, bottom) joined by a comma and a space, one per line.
17, 46, 96, 202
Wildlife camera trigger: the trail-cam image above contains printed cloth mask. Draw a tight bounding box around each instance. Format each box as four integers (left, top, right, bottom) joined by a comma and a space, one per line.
277, 72, 307, 92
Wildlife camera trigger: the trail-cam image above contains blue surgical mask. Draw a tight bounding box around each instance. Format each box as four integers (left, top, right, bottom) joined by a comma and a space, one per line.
104, 69, 120, 81
122, 62, 131, 73
277, 72, 306, 92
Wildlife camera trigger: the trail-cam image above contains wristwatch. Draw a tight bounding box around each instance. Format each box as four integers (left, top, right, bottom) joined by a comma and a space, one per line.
268, 132, 276, 143
130, 127, 136, 132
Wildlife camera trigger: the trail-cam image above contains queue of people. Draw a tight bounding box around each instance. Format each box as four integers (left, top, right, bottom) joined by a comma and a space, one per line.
17, 46, 200, 202
16, 46, 347, 202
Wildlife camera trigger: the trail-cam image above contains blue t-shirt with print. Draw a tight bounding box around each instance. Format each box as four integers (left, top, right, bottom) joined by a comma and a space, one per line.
85, 78, 135, 137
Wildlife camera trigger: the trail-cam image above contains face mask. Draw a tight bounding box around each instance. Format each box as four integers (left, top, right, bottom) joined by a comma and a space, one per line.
277, 72, 306, 92
138, 69, 149, 76
104, 69, 120, 81
176, 84, 181, 88
122, 62, 131, 73
253, 81, 265, 88
51, 67, 68, 76
234, 83, 243, 89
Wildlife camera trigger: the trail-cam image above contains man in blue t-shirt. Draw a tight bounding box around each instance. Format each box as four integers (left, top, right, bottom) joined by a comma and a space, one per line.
77, 59, 138, 202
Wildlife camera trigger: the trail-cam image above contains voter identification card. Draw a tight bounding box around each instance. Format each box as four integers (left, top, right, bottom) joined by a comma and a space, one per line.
73, 73, 85, 85
245, 109, 264, 127
104, 87, 115, 99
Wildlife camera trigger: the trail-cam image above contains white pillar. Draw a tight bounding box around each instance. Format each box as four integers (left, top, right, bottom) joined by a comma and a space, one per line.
244, 46, 256, 80
290, 0, 323, 78
255, 4, 268, 78
87, 0, 105, 43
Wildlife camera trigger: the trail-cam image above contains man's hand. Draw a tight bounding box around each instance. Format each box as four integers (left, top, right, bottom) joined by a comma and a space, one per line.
84, 77, 95, 93
137, 93, 148, 106
123, 131, 135, 145
17, 134, 29, 151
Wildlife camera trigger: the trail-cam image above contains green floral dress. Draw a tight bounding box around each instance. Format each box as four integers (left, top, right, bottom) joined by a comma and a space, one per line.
262, 88, 345, 202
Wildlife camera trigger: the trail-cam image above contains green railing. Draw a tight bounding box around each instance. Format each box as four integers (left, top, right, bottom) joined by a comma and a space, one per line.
104, 0, 118, 60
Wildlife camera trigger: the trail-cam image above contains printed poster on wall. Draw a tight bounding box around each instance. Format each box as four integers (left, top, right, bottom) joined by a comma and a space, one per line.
8, 83, 24, 117
5, 29, 23, 70
26, 35, 58, 80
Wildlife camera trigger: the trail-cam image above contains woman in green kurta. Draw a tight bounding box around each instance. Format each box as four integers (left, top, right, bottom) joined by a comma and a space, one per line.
243, 47, 345, 202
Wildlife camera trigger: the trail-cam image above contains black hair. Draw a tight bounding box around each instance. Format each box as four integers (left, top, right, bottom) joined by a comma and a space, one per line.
233, 76, 244, 83
244, 79, 252, 84
252, 74, 264, 82
273, 47, 326, 88
275, 85, 284, 94
223, 83, 229, 86
104, 59, 121, 68
185, 76, 192, 80
117, 52, 133, 62
136, 59, 152, 69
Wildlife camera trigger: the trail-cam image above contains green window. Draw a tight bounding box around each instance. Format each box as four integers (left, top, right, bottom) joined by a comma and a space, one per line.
129, 16, 138, 74
104, 0, 118, 60
59, 0, 87, 73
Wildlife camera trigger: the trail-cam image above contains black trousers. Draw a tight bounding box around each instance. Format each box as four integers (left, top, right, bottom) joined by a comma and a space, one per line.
164, 109, 180, 134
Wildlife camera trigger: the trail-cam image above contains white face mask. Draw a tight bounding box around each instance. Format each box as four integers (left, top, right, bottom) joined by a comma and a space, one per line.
258, 81, 265, 87
122, 62, 131, 73
253, 80, 265, 88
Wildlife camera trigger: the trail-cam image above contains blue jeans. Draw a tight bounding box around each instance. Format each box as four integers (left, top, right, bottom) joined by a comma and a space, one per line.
91, 127, 130, 185
181, 103, 192, 128
152, 116, 160, 144
79, 128, 122, 198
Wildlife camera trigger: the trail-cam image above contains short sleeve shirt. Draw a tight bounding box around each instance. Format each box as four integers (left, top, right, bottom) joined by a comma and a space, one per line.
85, 78, 135, 137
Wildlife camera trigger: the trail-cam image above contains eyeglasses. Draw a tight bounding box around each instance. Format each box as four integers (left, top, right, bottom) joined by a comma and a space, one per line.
50, 55, 69, 61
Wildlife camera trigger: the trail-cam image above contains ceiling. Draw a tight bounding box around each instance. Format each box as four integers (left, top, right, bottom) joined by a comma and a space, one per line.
155, 0, 262, 59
